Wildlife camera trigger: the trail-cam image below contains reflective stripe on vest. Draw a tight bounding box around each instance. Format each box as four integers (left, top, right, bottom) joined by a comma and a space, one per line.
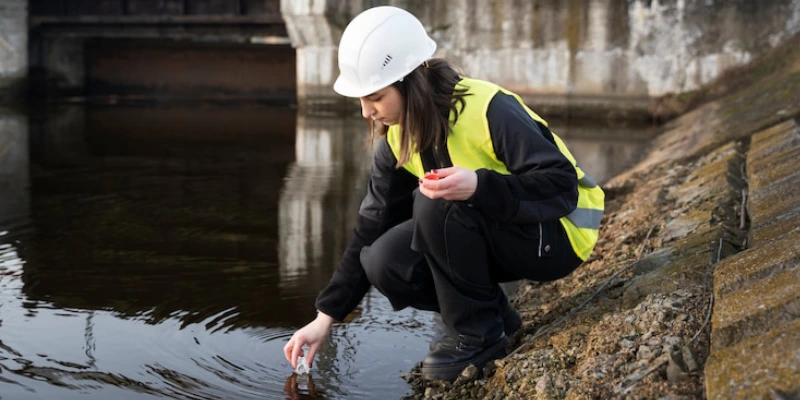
567, 207, 604, 229
387, 78, 604, 261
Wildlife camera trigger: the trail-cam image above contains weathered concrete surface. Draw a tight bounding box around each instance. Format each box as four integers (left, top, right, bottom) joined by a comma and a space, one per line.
282, 0, 800, 114
711, 254, 800, 350
746, 120, 800, 192
704, 120, 800, 400
0, 0, 27, 104
746, 121, 800, 245
280, 0, 358, 110
714, 233, 800, 298
705, 318, 800, 400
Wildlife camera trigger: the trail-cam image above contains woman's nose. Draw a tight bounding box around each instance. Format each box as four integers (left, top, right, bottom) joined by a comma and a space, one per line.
360, 99, 375, 119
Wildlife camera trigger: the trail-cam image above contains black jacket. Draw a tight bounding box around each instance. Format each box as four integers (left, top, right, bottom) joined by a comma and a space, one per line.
315, 92, 578, 321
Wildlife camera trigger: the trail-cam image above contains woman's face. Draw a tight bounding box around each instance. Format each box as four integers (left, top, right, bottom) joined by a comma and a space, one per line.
360, 85, 404, 126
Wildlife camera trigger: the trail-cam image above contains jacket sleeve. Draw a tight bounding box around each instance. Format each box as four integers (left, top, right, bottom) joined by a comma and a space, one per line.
468, 92, 578, 224
314, 137, 418, 321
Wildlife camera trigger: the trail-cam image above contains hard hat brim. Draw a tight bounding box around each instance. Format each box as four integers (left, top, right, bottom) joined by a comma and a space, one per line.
333, 75, 383, 98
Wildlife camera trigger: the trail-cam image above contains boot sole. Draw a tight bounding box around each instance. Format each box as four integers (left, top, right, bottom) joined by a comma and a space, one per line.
421, 337, 509, 381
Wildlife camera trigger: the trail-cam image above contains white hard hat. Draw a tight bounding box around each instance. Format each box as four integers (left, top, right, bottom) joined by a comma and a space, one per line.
333, 6, 437, 98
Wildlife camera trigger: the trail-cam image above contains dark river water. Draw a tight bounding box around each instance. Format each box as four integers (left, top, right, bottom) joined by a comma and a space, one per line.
0, 103, 654, 399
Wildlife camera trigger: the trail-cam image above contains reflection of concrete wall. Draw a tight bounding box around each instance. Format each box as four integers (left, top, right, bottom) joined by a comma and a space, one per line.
0, 108, 29, 227
278, 114, 371, 290
550, 121, 656, 184
283, 0, 800, 109
0, 0, 27, 103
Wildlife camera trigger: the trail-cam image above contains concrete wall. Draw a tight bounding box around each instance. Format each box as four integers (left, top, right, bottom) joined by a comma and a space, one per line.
85, 39, 296, 100
282, 0, 800, 113
26, 0, 288, 99
0, 0, 27, 103
280, 0, 361, 110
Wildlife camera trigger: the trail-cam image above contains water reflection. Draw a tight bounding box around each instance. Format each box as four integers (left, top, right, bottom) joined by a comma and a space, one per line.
2, 104, 439, 399
22, 104, 304, 328
284, 373, 320, 399
0, 107, 29, 233
549, 118, 656, 184
278, 114, 369, 292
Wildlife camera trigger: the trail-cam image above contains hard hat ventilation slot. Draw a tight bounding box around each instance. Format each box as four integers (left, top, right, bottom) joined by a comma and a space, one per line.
381, 54, 393, 69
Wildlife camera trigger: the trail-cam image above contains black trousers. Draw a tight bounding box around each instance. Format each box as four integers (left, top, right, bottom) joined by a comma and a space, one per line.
360, 190, 583, 342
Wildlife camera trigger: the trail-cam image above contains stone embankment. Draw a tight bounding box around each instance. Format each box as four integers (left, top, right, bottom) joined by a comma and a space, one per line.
405, 35, 800, 400
705, 120, 800, 400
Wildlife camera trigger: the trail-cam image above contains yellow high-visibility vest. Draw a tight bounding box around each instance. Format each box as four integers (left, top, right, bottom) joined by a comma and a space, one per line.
387, 78, 604, 261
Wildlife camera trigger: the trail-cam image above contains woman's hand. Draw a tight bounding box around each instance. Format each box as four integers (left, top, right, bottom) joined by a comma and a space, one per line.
283, 312, 334, 369
418, 166, 477, 201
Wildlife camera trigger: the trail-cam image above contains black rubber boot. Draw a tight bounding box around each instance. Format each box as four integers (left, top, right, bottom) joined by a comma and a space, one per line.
498, 290, 522, 337
502, 305, 522, 337
430, 306, 521, 351
421, 333, 509, 381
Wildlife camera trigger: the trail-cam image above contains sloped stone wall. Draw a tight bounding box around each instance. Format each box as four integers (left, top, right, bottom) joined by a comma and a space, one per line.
705, 120, 800, 400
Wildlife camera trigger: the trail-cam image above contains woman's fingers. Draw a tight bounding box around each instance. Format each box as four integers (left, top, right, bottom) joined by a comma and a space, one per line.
419, 167, 476, 201
306, 343, 320, 367
285, 335, 307, 369
419, 181, 442, 199
433, 167, 458, 177
290, 339, 305, 369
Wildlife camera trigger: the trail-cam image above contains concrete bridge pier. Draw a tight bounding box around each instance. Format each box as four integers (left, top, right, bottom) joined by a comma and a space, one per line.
280, 1, 359, 112
0, 0, 28, 104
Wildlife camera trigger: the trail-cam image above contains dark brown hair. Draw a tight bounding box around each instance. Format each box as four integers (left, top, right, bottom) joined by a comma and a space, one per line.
367, 58, 470, 168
